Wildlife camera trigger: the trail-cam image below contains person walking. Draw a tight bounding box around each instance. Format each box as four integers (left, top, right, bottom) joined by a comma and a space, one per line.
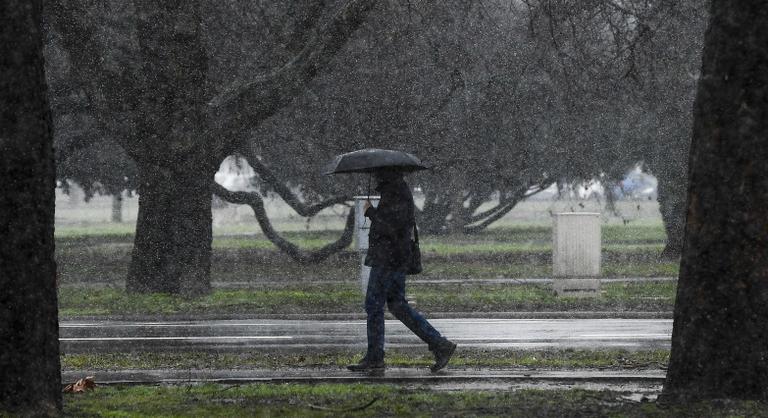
347, 169, 456, 373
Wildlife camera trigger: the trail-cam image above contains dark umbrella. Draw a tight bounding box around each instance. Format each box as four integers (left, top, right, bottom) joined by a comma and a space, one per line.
322, 148, 429, 175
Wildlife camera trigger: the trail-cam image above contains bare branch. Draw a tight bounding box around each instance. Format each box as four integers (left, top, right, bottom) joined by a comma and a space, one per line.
468, 195, 511, 224
464, 179, 553, 233
213, 183, 355, 264
207, 0, 377, 156
238, 147, 352, 217
463, 200, 518, 234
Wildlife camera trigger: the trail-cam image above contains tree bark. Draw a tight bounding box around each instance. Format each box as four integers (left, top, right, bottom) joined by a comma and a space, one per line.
654, 158, 687, 259
419, 190, 452, 234
662, 0, 768, 401
120, 1, 215, 295
0, 0, 62, 413
111, 192, 123, 223
126, 163, 215, 296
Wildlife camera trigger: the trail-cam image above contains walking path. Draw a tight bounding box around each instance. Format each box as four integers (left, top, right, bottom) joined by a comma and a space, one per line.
61, 367, 666, 387
60, 318, 672, 353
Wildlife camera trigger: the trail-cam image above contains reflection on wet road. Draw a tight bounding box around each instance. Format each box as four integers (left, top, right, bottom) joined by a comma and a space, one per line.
60, 319, 671, 353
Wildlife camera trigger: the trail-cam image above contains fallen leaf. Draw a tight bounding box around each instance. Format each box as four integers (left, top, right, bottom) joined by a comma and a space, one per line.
63, 376, 96, 393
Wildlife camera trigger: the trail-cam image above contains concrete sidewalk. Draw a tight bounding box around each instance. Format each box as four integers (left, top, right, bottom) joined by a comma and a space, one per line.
60, 318, 672, 353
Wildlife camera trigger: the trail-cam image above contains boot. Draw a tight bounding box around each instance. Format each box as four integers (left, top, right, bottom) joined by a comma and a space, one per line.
347, 357, 385, 372
430, 341, 457, 372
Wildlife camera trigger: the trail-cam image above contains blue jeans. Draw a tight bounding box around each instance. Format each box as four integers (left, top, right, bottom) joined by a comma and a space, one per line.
364, 266, 446, 361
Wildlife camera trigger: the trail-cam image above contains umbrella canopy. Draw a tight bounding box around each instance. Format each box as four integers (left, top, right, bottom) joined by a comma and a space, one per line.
323, 148, 429, 175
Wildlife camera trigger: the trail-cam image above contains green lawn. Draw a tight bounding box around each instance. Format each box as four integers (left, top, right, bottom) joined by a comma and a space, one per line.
55, 224, 679, 287
56, 223, 667, 249
57, 281, 676, 317
62, 349, 670, 370
61, 383, 768, 417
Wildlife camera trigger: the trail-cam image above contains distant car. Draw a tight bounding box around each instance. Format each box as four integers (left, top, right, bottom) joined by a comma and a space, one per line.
620, 170, 657, 200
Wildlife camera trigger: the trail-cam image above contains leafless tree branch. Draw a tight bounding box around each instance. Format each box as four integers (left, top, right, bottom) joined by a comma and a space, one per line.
207, 0, 378, 156
213, 183, 355, 264
237, 146, 352, 218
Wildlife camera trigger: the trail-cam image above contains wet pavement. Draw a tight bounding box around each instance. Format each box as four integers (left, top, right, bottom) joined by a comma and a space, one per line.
61, 366, 666, 390
60, 318, 672, 353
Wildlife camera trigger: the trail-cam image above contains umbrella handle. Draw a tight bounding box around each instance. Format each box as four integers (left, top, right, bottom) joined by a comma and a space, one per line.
367, 173, 372, 199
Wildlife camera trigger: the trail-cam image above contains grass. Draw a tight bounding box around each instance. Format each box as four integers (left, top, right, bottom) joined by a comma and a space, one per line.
56, 223, 667, 248
57, 282, 676, 317
55, 224, 679, 287
54, 223, 679, 316
417, 259, 677, 279
58, 285, 359, 316
61, 348, 670, 370
56, 255, 679, 286
55, 223, 136, 239
61, 383, 768, 417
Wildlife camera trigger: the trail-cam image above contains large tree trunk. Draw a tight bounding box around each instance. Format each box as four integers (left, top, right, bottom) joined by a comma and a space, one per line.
126, 163, 215, 296
662, 0, 768, 401
124, 2, 214, 296
0, 0, 62, 413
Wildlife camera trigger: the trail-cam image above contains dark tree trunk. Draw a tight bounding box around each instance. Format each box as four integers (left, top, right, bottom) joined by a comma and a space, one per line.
124, 2, 215, 296
420, 193, 451, 234
126, 163, 215, 296
0, 0, 62, 413
654, 158, 688, 259
663, 1, 768, 401
111, 193, 123, 223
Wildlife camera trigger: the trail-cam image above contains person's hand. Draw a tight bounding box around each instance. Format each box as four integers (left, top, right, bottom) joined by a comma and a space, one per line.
363, 200, 372, 212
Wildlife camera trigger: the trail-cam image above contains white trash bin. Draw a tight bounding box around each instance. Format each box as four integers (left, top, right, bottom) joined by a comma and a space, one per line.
552, 212, 601, 297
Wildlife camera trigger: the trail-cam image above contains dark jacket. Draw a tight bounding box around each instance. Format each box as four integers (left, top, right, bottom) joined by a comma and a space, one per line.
364, 176, 415, 272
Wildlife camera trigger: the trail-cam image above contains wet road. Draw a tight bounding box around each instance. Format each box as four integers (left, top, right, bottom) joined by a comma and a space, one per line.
60, 318, 671, 353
